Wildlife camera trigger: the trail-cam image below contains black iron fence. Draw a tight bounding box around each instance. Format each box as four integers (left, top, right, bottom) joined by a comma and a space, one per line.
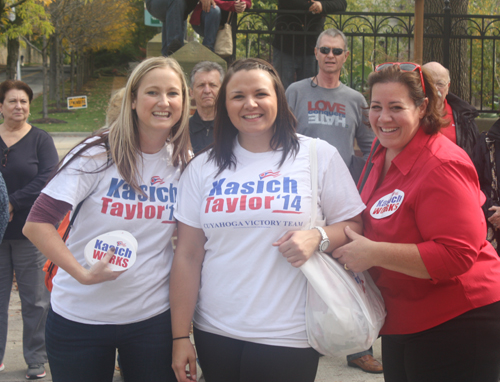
234, 6, 500, 114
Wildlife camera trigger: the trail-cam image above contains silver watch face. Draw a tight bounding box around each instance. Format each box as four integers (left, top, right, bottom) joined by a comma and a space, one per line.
320, 240, 329, 252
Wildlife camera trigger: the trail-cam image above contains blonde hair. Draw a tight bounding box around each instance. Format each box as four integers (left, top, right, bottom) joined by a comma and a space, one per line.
106, 88, 126, 126
108, 57, 191, 191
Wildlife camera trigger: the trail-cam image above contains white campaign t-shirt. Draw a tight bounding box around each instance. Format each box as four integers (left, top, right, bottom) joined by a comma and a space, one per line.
175, 135, 365, 347
42, 142, 179, 325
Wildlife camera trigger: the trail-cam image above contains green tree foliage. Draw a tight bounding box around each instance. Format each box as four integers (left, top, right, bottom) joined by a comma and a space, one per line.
0, 0, 53, 42
1, 0, 53, 79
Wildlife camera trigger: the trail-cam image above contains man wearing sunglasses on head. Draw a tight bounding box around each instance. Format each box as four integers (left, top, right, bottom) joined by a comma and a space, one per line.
422, 61, 479, 160
286, 28, 381, 374
286, 28, 375, 184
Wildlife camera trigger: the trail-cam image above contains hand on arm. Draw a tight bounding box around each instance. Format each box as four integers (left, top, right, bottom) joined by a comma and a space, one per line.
170, 222, 207, 382
273, 214, 363, 268
332, 226, 431, 278
488, 206, 500, 228
22, 221, 125, 285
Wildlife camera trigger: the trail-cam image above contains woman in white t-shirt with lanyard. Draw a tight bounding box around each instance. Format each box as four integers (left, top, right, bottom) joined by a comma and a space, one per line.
23, 57, 191, 382
171, 58, 366, 382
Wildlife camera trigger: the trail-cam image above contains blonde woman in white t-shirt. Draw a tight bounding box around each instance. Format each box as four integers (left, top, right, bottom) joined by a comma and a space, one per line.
23, 57, 191, 382
171, 58, 365, 382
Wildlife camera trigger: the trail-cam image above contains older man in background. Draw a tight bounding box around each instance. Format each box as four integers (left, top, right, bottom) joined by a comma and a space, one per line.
189, 61, 224, 154
423, 61, 479, 159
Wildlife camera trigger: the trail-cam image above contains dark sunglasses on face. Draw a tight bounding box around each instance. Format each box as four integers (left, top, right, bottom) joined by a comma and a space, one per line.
318, 47, 345, 56
375, 62, 426, 95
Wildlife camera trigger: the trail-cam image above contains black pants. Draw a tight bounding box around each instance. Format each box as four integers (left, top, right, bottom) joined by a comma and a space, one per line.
194, 327, 319, 382
382, 301, 500, 382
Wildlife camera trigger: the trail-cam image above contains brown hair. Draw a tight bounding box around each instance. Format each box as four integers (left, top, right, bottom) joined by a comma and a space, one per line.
209, 58, 299, 175
0, 80, 33, 104
367, 64, 448, 134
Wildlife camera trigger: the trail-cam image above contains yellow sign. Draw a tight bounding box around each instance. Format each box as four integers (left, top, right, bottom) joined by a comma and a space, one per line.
67, 96, 88, 110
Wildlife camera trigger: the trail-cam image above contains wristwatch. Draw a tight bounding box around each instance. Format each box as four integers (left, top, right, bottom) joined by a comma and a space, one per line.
313, 226, 330, 252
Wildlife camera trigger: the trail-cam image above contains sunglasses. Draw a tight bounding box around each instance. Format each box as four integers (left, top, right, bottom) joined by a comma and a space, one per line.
375, 62, 426, 95
318, 47, 345, 56
1, 148, 9, 167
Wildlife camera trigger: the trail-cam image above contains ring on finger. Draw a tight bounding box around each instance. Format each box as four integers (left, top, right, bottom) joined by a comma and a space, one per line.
344, 263, 349, 271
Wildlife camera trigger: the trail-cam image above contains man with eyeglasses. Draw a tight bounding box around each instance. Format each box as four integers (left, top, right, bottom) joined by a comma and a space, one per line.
286, 28, 375, 184
286, 28, 381, 375
272, 0, 347, 90
422, 61, 479, 159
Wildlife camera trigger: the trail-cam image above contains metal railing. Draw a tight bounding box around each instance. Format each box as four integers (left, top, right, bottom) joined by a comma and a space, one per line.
234, 6, 500, 114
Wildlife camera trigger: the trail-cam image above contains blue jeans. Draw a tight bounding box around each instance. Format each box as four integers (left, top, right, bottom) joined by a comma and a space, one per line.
46, 308, 176, 382
145, 0, 187, 56
0, 240, 49, 365
272, 48, 317, 89
192, 6, 222, 51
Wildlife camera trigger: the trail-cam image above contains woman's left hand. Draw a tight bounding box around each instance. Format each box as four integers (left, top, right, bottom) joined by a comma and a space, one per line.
488, 206, 500, 229
331, 226, 377, 273
273, 229, 321, 268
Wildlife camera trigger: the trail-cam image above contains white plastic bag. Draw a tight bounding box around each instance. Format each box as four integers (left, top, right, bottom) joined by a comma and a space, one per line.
301, 138, 386, 357
300, 251, 386, 356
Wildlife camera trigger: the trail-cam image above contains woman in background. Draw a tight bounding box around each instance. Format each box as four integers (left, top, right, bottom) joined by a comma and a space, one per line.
0, 80, 58, 379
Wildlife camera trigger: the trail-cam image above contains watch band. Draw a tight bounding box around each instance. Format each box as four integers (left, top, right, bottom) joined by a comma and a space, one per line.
313, 226, 330, 252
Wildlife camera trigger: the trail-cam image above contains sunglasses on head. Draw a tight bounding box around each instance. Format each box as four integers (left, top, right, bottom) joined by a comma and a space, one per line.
318, 47, 345, 56
375, 62, 426, 95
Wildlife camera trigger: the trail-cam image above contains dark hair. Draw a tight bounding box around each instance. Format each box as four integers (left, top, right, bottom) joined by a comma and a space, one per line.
209, 58, 299, 175
0, 80, 33, 104
367, 64, 448, 134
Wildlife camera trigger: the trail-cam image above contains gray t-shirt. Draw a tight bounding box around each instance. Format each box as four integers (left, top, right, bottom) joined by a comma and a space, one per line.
286, 79, 375, 170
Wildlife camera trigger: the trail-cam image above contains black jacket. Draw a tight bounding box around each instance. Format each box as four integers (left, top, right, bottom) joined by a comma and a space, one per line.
189, 110, 215, 154
272, 0, 347, 57
447, 92, 479, 160
473, 118, 500, 254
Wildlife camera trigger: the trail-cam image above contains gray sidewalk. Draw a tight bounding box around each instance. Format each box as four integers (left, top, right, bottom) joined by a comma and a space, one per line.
0, 133, 384, 382
1, 285, 383, 382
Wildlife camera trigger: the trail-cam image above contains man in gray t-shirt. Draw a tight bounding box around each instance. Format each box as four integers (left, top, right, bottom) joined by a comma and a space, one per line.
286, 28, 382, 375
286, 28, 375, 183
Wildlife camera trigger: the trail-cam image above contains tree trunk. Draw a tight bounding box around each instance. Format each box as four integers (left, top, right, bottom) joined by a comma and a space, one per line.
49, 34, 57, 101
42, 35, 49, 119
55, 34, 61, 110
76, 50, 84, 93
6, 37, 19, 80
59, 37, 65, 104
70, 49, 75, 96
424, 0, 469, 100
